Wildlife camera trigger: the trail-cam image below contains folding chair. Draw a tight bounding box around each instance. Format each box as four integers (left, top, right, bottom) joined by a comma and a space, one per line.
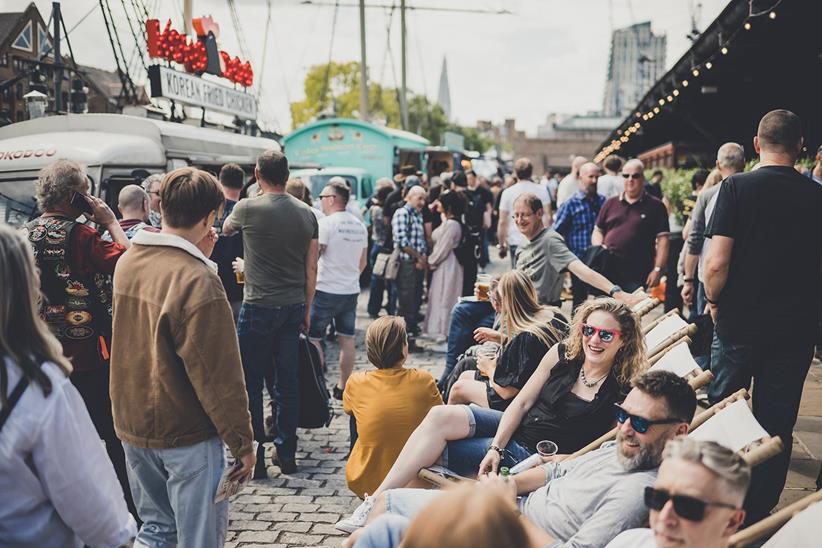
641, 309, 679, 336
688, 390, 783, 466
632, 297, 661, 318
644, 314, 698, 361
649, 341, 702, 376
728, 491, 822, 547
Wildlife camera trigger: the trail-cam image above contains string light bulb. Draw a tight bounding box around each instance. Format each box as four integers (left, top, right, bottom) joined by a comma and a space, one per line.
653, 107, 660, 114
667, 95, 673, 102
744, 21, 751, 30
721, 46, 728, 55
705, 62, 713, 69
673, 89, 680, 96
682, 79, 689, 87
648, 112, 654, 119
658, 98, 665, 106
769, 11, 776, 19
692, 68, 700, 77
635, 111, 641, 118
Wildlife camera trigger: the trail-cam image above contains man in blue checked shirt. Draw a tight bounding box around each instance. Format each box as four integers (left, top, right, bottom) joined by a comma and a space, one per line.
391, 184, 428, 350
553, 162, 606, 309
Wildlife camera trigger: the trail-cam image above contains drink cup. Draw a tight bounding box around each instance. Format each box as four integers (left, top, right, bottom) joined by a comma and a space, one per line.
536, 440, 558, 458
475, 274, 492, 301
235, 270, 245, 284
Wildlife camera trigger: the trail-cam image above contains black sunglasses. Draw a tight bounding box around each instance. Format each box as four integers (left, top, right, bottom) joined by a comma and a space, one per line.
614, 404, 681, 434
644, 487, 737, 521
622, 173, 643, 179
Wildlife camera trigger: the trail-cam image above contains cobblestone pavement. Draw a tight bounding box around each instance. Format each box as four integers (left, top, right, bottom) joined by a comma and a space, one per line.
225, 296, 443, 548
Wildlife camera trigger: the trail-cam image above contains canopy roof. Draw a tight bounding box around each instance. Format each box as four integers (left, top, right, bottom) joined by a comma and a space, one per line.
596, 0, 822, 165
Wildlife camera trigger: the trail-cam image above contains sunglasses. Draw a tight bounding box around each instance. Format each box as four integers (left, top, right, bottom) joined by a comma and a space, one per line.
622, 173, 643, 179
580, 323, 622, 343
318, 194, 336, 199
614, 404, 682, 434
644, 487, 737, 521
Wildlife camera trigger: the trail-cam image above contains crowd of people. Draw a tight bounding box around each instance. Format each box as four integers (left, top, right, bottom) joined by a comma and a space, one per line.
0, 108, 820, 548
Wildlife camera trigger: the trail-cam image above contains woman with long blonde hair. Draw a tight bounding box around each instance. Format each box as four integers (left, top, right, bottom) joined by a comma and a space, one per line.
445, 270, 568, 410
0, 224, 136, 546
336, 297, 646, 533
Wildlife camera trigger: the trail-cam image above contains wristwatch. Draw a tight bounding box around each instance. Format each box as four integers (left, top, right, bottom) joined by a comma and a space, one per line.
608, 285, 622, 297
653, 266, 662, 273
683, 278, 695, 284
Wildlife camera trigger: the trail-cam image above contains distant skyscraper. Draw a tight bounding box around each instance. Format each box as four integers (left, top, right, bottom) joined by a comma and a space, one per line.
437, 56, 452, 120
603, 21, 666, 117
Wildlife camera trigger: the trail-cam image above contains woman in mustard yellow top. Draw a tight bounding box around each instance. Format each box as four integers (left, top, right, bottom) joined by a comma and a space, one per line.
343, 316, 443, 498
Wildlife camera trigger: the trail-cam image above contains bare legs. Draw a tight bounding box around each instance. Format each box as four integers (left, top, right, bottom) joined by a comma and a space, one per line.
338, 335, 356, 390
369, 405, 472, 500
447, 374, 491, 407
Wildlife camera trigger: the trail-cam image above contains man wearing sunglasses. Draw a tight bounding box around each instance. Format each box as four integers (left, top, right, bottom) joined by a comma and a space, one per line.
343, 371, 696, 548
607, 438, 749, 548
592, 158, 669, 292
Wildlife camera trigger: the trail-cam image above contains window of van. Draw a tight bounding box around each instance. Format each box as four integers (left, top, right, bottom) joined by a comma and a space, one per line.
0, 175, 40, 227
304, 174, 358, 200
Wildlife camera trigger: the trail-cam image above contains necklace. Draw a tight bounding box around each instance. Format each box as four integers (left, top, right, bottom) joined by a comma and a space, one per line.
579, 366, 607, 388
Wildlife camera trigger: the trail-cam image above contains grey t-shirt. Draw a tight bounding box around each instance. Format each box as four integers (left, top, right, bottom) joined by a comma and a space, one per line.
515, 228, 577, 305
521, 442, 657, 548
227, 193, 318, 307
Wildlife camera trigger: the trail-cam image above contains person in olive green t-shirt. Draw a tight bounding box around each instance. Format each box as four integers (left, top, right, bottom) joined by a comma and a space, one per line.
223, 150, 319, 477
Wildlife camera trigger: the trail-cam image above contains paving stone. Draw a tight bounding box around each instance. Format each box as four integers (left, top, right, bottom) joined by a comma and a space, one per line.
299, 513, 340, 524
235, 530, 281, 543
273, 521, 312, 533
277, 533, 324, 545
281, 503, 321, 513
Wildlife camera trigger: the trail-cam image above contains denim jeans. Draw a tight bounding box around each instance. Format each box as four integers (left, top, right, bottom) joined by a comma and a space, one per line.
353, 513, 410, 548
367, 243, 397, 317
123, 437, 227, 548
442, 405, 532, 477
709, 333, 814, 522
396, 260, 424, 333
509, 244, 518, 268
237, 301, 305, 459
441, 300, 496, 385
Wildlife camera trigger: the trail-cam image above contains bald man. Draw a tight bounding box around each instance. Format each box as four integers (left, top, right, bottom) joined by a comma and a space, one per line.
592, 158, 669, 292
553, 162, 606, 308
556, 155, 588, 207
102, 184, 153, 241
391, 185, 429, 350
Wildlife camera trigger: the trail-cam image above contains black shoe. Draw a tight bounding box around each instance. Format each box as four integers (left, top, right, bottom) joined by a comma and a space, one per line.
333, 385, 344, 400
252, 445, 267, 479
407, 340, 424, 353
272, 451, 298, 474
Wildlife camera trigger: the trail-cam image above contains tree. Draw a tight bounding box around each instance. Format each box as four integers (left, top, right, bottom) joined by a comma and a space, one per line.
290, 61, 493, 153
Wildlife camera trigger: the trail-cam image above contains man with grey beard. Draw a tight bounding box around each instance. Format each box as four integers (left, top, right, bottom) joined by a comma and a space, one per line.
344, 370, 695, 548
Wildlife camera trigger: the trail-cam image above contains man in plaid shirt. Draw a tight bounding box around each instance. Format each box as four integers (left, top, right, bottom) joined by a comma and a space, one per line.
553, 162, 606, 309
392, 185, 428, 349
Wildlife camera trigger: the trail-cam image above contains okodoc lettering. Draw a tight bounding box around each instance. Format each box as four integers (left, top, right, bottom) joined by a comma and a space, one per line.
0, 148, 57, 161
148, 65, 257, 119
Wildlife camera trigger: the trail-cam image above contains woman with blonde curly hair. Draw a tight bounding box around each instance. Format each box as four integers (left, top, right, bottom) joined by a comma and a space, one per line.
337, 297, 645, 532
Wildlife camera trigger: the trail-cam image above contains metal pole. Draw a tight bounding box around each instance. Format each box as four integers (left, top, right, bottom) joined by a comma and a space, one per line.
358, 0, 368, 120
400, 0, 408, 129
183, 0, 193, 34
53, 2, 62, 113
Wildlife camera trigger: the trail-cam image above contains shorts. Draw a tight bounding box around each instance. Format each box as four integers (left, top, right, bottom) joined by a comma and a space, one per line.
441, 405, 532, 477
308, 290, 358, 340
385, 488, 444, 520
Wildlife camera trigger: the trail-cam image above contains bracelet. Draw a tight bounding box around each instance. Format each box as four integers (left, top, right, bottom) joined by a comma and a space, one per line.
489, 445, 504, 456
683, 278, 695, 283
705, 296, 719, 305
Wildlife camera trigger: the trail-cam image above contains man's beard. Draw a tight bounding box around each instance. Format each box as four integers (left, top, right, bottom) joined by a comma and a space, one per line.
616, 431, 668, 471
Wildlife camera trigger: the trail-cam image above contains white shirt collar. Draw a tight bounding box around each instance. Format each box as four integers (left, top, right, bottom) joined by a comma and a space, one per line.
131, 230, 218, 273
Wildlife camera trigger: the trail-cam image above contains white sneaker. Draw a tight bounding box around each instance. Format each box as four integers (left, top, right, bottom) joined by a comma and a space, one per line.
335, 495, 375, 533
431, 343, 448, 353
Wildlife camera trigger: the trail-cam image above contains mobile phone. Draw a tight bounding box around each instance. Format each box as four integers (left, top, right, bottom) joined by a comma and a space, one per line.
70, 191, 94, 216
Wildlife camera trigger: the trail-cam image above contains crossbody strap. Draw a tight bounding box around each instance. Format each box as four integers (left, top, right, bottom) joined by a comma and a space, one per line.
0, 378, 29, 432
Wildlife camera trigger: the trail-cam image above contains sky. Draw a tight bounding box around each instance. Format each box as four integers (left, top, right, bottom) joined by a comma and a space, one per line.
3, 0, 730, 134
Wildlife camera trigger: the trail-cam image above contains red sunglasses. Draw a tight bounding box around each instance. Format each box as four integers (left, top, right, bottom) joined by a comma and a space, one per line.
581, 323, 622, 343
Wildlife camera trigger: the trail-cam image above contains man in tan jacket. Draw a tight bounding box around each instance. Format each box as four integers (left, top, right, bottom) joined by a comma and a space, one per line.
111, 167, 255, 547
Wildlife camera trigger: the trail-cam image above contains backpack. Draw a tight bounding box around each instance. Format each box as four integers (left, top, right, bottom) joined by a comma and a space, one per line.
454, 221, 481, 267
298, 334, 333, 428
463, 189, 486, 232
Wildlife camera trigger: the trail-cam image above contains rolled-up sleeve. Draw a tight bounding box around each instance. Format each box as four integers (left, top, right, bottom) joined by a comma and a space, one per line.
686, 191, 710, 254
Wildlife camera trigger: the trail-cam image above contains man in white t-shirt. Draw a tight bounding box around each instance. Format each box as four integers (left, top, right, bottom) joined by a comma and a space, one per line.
309, 180, 368, 400
557, 155, 587, 207
497, 157, 551, 267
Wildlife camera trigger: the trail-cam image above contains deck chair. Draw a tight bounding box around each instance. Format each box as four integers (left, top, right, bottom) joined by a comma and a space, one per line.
641, 309, 679, 335
644, 314, 698, 360
688, 389, 783, 466
728, 492, 822, 547
632, 297, 661, 318
649, 341, 702, 375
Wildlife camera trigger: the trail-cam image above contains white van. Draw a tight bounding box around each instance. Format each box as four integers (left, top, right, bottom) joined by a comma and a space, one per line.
0, 113, 281, 227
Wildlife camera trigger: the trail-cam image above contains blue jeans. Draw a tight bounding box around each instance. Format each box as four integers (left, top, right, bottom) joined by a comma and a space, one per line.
367, 243, 397, 317
442, 405, 532, 477
237, 301, 304, 459
123, 437, 227, 548
441, 300, 496, 385
509, 244, 518, 268
353, 513, 410, 548
709, 332, 814, 522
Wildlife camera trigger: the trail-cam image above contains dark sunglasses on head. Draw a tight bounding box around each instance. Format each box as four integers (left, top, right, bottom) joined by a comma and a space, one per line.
622, 173, 643, 179
580, 323, 621, 343
644, 487, 737, 521
614, 404, 681, 434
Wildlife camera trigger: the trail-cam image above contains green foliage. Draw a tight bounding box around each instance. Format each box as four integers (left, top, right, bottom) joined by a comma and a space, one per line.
654, 168, 697, 226
290, 61, 493, 152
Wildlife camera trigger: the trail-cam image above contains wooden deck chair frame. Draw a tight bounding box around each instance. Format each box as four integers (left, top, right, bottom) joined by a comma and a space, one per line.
648, 337, 694, 367
728, 490, 822, 547
634, 298, 662, 318
641, 309, 680, 336
646, 323, 698, 361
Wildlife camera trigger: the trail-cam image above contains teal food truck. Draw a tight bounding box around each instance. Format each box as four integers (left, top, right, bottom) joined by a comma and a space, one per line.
284, 118, 429, 204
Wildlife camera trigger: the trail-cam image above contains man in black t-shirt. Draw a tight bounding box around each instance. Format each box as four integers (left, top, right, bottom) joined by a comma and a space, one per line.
704, 109, 822, 523
212, 163, 245, 319
452, 171, 493, 295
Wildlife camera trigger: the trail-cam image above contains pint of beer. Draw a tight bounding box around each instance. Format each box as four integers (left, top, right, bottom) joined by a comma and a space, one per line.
235, 271, 245, 284
234, 257, 245, 284
475, 274, 492, 301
